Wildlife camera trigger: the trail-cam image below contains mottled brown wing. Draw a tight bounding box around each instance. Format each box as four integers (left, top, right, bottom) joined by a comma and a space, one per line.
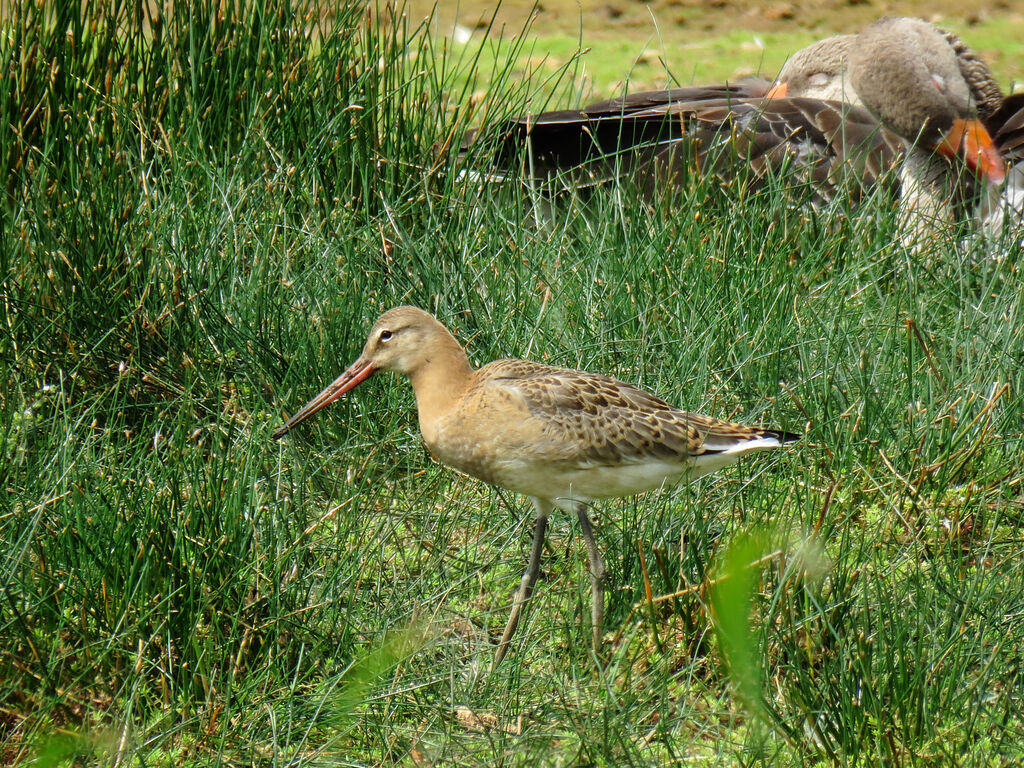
801, 97, 904, 188
480, 359, 775, 468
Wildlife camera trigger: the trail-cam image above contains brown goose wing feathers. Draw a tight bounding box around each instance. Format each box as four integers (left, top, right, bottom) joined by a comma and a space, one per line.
463, 90, 902, 200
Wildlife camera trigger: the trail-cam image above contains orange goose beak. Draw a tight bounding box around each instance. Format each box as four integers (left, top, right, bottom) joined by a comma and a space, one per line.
765, 81, 788, 99
272, 358, 377, 439
934, 118, 1006, 185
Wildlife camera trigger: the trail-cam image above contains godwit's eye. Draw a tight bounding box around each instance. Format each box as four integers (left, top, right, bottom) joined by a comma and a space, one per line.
378, 329, 393, 343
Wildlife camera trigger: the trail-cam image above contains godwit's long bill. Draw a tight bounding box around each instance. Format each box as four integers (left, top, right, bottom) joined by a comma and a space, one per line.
273, 306, 799, 667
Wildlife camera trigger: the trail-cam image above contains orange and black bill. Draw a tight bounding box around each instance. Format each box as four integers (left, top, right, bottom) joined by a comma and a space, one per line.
272, 358, 376, 439
934, 118, 1006, 184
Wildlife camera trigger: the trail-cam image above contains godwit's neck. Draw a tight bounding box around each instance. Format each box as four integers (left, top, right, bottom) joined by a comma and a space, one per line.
407, 332, 475, 435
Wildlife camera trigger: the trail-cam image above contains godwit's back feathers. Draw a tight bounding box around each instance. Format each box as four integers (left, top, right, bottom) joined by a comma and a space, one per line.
475, 358, 796, 469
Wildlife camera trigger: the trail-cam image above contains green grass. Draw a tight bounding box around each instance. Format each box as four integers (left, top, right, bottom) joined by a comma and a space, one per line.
3, 1, 1024, 765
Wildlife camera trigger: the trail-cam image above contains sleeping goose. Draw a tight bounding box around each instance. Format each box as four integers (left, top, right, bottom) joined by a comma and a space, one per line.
459, 33, 899, 203
459, 19, 1015, 245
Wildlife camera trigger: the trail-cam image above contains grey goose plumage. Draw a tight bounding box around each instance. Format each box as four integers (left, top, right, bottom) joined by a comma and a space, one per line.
458, 18, 1017, 244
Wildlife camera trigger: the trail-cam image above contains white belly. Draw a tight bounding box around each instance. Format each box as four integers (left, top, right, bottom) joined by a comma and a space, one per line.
489, 455, 731, 511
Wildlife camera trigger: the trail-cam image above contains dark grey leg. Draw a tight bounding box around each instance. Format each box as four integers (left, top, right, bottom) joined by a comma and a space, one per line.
575, 503, 606, 654
491, 498, 551, 670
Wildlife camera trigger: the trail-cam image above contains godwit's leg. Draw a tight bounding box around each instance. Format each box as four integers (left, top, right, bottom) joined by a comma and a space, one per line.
575, 502, 606, 655
491, 498, 551, 670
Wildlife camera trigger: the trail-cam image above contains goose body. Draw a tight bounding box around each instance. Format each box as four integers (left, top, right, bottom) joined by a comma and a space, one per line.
461, 18, 1016, 244
462, 67, 900, 201
458, 34, 900, 200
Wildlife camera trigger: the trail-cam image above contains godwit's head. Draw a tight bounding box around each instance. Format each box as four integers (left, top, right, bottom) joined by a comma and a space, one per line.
272, 305, 453, 439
